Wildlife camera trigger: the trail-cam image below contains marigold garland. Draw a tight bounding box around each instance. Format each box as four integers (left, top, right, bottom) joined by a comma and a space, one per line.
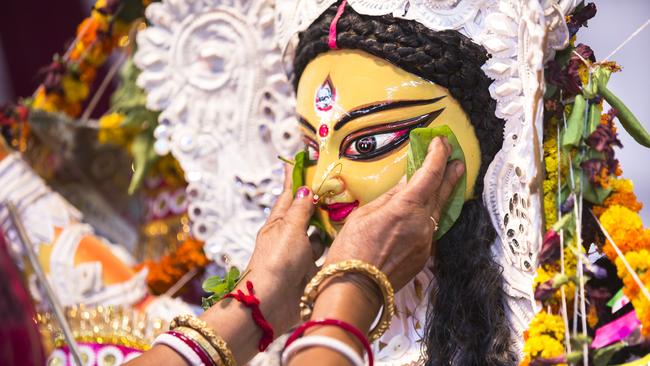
31, 0, 147, 117
137, 237, 210, 295
595, 178, 650, 336
521, 312, 567, 366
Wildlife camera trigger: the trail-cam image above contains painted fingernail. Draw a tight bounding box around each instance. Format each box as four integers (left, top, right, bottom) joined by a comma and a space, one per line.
296, 187, 312, 199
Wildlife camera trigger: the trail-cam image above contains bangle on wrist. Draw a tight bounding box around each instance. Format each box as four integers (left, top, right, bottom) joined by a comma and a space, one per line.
300, 259, 395, 342
282, 335, 365, 366
285, 318, 373, 366
153, 332, 214, 366
170, 315, 236, 366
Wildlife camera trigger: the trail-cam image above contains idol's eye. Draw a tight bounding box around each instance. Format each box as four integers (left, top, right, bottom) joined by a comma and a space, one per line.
303, 136, 319, 161
343, 130, 410, 159
340, 109, 444, 161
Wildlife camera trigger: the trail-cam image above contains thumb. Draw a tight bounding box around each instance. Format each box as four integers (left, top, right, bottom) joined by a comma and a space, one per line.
286, 186, 316, 229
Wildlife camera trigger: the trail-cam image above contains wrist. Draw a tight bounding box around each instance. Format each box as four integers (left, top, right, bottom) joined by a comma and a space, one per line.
310, 275, 382, 333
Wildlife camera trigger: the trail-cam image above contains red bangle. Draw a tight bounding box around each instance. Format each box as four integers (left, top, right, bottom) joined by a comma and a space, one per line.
167, 330, 216, 366
284, 318, 374, 366
223, 280, 274, 351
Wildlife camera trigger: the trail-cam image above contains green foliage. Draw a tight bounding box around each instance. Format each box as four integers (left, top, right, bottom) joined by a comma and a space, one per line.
111, 58, 161, 194
594, 67, 650, 148
407, 126, 466, 239
201, 267, 243, 310
562, 94, 586, 148
593, 341, 625, 366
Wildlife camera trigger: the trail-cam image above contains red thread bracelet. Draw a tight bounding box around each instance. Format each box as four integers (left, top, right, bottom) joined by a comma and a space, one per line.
223, 280, 274, 351
284, 318, 374, 366
167, 330, 217, 366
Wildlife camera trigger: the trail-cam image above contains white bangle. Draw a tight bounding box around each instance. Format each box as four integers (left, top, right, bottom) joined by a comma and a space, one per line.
152, 333, 206, 366
282, 335, 365, 366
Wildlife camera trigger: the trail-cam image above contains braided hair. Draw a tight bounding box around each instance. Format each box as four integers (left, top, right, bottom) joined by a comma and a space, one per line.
293, 3, 517, 366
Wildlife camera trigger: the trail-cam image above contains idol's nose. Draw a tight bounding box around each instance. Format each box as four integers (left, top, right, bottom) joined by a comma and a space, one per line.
316, 176, 345, 198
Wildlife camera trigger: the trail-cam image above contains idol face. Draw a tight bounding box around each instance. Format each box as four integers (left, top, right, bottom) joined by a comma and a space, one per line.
296, 50, 481, 237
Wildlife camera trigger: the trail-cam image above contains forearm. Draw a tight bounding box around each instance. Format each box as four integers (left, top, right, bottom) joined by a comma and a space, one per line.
127, 269, 301, 366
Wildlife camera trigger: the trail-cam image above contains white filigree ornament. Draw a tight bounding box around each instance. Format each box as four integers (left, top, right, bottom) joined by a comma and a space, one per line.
135, 0, 300, 268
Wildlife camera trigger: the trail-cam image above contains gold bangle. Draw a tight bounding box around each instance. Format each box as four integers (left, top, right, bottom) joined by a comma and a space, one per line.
174, 326, 225, 366
170, 315, 236, 366
300, 259, 395, 342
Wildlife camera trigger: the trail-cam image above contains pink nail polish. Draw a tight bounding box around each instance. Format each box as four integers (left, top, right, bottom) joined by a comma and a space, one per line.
296, 187, 311, 199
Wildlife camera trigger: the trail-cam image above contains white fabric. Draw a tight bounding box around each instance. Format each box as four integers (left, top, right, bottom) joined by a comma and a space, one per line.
0, 153, 149, 308
282, 335, 366, 366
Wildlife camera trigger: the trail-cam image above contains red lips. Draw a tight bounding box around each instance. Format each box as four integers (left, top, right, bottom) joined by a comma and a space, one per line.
322, 201, 359, 222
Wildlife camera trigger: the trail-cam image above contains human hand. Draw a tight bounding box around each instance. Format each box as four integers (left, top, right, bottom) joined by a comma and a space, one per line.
326, 136, 465, 291
238, 165, 320, 329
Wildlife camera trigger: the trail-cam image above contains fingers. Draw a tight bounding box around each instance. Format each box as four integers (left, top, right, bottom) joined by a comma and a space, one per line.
401, 137, 452, 207
267, 164, 294, 221
433, 160, 465, 216
285, 186, 316, 230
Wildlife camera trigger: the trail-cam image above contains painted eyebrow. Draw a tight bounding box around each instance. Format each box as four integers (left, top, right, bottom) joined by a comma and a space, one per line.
298, 116, 316, 134
334, 96, 446, 131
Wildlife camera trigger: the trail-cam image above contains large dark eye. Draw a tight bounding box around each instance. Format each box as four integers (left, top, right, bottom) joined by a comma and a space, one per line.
355, 136, 377, 154
343, 129, 409, 159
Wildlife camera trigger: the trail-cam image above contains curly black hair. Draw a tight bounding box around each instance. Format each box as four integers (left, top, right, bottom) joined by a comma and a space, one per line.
293, 3, 517, 365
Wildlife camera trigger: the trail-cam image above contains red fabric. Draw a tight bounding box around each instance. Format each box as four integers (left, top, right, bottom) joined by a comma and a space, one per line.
328, 0, 348, 50
224, 281, 274, 351
0, 232, 46, 366
285, 318, 373, 366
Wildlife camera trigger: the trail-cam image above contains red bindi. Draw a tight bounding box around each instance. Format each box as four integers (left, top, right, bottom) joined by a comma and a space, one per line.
319, 124, 329, 137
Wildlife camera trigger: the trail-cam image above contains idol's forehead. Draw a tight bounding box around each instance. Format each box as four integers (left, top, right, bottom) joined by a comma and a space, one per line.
296, 49, 449, 119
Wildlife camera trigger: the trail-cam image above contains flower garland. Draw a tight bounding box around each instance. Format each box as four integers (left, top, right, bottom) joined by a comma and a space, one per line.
31, 0, 150, 117
594, 178, 650, 337
521, 312, 567, 365
521, 2, 650, 363
137, 237, 209, 295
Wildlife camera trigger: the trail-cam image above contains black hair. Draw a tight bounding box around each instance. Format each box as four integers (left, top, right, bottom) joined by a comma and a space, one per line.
293, 3, 517, 365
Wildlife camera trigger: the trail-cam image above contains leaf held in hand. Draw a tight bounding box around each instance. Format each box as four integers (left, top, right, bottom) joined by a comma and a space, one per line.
407, 126, 466, 239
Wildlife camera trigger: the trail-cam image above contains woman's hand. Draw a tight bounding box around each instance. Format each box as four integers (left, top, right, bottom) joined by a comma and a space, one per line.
241, 165, 321, 325
197, 165, 319, 363
326, 136, 464, 291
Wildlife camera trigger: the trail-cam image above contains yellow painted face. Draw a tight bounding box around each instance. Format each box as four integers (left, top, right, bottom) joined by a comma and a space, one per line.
296, 50, 481, 237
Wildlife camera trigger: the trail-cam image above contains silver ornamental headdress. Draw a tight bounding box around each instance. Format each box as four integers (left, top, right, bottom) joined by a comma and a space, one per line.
274, 0, 577, 350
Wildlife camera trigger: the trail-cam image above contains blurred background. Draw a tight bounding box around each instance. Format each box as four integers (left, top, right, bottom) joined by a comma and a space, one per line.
0, 0, 648, 223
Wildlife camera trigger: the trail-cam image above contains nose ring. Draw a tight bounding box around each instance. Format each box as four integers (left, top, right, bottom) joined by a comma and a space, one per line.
430, 216, 439, 233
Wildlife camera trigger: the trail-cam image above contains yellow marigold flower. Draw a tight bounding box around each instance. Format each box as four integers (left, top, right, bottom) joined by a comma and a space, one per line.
61, 75, 89, 103
600, 205, 644, 241
611, 178, 634, 194
98, 113, 129, 146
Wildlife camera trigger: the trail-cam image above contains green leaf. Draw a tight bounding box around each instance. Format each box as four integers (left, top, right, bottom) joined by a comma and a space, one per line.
406, 126, 466, 239
128, 131, 159, 194
594, 341, 625, 366
562, 94, 587, 149
292, 151, 306, 196
595, 67, 650, 148
580, 171, 612, 205
225, 267, 241, 287
202, 275, 225, 293
587, 101, 602, 138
